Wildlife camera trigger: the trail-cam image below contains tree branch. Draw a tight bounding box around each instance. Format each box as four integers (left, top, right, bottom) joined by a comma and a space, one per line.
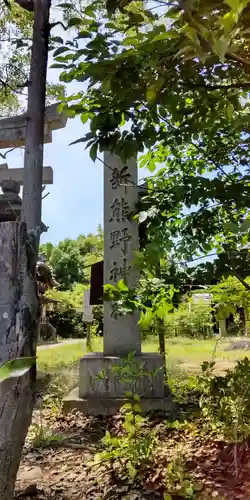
229, 267, 250, 291
227, 51, 250, 69
15, 0, 34, 11
180, 80, 250, 90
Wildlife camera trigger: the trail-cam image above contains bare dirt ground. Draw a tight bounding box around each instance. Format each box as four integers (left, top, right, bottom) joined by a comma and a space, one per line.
15, 409, 250, 500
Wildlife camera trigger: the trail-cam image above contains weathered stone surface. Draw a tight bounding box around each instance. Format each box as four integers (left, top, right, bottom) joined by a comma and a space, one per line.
103, 151, 140, 356
79, 353, 165, 399
63, 152, 171, 416
0, 222, 37, 500
63, 387, 172, 416
0, 103, 67, 148
0, 179, 22, 222
0, 166, 53, 185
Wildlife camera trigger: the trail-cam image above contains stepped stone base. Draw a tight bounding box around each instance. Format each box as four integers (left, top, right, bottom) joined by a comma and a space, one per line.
63, 352, 172, 416
79, 352, 166, 398
63, 387, 172, 416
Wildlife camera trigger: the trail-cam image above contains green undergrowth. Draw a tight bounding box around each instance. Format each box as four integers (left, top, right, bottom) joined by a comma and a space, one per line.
34, 345, 250, 499
37, 336, 247, 374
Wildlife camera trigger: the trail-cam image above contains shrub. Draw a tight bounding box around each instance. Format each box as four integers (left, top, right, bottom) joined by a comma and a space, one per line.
92, 305, 103, 336
199, 357, 250, 442
48, 307, 84, 339
164, 299, 213, 339
46, 283, 86, 338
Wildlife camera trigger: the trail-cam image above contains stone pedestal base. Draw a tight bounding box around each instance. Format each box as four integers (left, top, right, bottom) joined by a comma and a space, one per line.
62, 352, 172, 416
63, 388, 172, 416
79, 352, 165, 398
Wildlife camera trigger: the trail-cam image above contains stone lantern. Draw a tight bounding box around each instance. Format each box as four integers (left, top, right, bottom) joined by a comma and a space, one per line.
0, 179, 22, 222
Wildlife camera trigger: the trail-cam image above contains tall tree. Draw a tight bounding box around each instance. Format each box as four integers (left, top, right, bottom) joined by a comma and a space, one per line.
40, 229, 104, 289
53, 0, 250, 286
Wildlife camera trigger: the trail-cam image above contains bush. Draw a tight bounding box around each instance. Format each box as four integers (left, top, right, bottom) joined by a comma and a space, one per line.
164, 299, 213, 338
92, 305, 103, 336
45, 283, 86, 339
48, 307, 84, 339
199, 357, 250, 442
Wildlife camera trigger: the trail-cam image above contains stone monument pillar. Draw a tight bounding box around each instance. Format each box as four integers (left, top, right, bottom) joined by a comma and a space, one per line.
63, 152, 171, 415
103, 152, 141, 356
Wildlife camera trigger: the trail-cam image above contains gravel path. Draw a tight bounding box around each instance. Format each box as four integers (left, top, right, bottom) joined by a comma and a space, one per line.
38, 339, 84, 350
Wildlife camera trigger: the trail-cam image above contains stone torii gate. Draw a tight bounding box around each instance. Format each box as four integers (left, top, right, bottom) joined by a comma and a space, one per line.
0, 102, 67, 148
0, 102, 67, 223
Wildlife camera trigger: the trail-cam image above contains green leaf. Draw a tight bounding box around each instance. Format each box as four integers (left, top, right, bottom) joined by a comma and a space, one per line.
101, 79, 111, 94
147, 158, 157, 172
0, 357, 35, 383
50, 63, 68, 69
117, 279, 129, 292
224, 222, 239, 233
69, 137, 87, 146
225, 0, 238, 8
224, 0, 247, 13
133, 393, 140, 402
68, 17, 83, 28
89, 142, 98, 162
212, 37, 229, 60
146, 87, 157, 103
133, 403, 141, 413
59, 2, 74, 7
151, 30, 176, 42
106, 0, 117, 16
185, 485, 194, 496
127, 461, 137, 479
51, 36, 64, 44
159, 105, 167, 118
240, 219, 250, 232
81, 113, 89, 124
53, 46, 69, 57
84, 5, 96, 18
76, 31, 91, 39
225, 102, 234, 119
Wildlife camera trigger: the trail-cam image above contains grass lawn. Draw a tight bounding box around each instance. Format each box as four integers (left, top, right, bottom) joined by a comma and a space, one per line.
37, 336, 249, 374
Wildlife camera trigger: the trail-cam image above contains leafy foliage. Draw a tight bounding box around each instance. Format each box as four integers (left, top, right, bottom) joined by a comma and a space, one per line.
46, 283, 86, 338
199, 357, 250, 442
104, 276, 174, 336
0, 0, 68, 117
92, 353, 159, 481
211, 276, 250, 319
93, 395, 158, 481
40, 229, 103, 290
51, 0, 250, 289
164, 297, 213, 339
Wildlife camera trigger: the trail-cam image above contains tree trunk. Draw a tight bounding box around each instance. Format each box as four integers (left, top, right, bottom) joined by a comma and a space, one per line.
0, 222, 38, 500
22, 0, 51, 234
158, 329, 167, 379
155, 261, 167, 379
218, 319, 227, 336
243, 309, 249, 336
